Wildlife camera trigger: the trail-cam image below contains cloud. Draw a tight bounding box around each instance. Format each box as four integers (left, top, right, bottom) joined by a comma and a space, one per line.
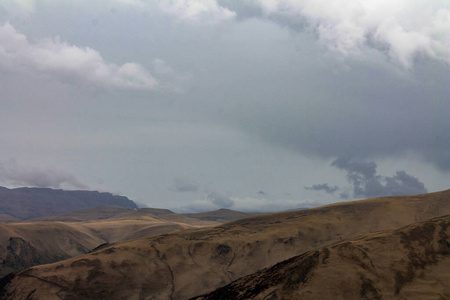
159, 0, 236, 25
220, 0, 450, 68
175, 200, 219, 213
113, 0, 148, 8
206, 190, 234, 208
230, 197, 320, 213
305, 183, 339, 194
170, 177, 199, 192
0, 0, 36, 18
331, 158, 427, 198
0, 159, 88, 189
177, 196, 320, 213
0, 22, 158, 90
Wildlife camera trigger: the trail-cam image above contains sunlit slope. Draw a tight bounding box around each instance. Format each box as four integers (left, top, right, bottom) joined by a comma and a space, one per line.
195, 214, 450, 300
0, 221, 103, 277
0, 207, 222, 277
29, 206, 175, 222
2, 190, 450, 300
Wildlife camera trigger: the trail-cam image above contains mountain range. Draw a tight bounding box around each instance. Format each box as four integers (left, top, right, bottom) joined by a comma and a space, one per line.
0, 187, 137, 220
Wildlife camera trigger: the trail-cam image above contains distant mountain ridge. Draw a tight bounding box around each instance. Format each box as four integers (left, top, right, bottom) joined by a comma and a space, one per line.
0, 186, 137, 220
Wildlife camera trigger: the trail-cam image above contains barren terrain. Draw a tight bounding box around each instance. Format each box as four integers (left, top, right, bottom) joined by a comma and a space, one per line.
1, 190, 449, 299
195, 215, 450, 299
0, 206, 247, 277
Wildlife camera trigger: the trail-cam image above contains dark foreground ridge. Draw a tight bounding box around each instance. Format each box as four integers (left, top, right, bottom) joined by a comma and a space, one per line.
193, 215, 450, 300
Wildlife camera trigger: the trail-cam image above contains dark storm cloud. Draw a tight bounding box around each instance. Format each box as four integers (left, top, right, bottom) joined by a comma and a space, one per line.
211, 1, 450, 173
224, 59, 450, 172
305, 183, 339, 194
0, 160, 88, 189
206, 191, 234, 208
331, 158, 427, 198
170, 178, 199, 193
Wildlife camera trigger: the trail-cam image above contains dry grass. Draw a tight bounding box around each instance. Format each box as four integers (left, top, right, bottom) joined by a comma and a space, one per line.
2, 190, 450, 300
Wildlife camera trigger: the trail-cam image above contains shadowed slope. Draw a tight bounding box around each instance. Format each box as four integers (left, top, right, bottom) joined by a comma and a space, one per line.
1, 190, 450, 299
194, 215, 450, 300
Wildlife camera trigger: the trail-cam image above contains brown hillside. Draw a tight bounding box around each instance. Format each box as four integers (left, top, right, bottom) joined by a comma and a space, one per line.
194, 214, 450, 300
1, 190, 450, 300
0, 207, 221, 278
0, 222, 103, 277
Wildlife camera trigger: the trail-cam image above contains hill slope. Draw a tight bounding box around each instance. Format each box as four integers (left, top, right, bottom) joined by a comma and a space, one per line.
1, 190, 449, 299
0, 206, 221, 277
0, 187, 137, 220
194, 214, 450, 300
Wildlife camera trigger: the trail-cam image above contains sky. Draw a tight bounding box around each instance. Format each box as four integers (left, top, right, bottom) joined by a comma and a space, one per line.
0, 0, 449, 213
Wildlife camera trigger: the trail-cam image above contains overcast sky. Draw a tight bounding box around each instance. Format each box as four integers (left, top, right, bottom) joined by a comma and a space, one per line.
0, 0, 448, 212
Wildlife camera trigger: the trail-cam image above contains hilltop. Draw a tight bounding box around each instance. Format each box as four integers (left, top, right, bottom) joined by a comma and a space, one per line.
1, 190, 449, 299
195, 214, 450, 299
0, 206, 252, 278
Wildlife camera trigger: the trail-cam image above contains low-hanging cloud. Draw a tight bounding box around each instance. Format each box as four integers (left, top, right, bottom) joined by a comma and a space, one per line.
0, 159, 88, 189
176, 196, 320, 213
331, 158, 427, 199
305, 183, 339, 194
170, 177, 199, 192
206, 190, 234, 208
0, 22, 158, 90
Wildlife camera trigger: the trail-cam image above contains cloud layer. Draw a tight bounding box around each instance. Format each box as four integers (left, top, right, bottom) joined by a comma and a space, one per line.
319, 158, 428, 199
159, 0, 236, 25
170, 177, 199, 192
220, 0, 450, 68
0, 22, 158, 90
0, 159, 87, 189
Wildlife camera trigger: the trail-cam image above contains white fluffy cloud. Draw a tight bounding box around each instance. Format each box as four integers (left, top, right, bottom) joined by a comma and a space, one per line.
238, 0, 450, 68
0, 159, 87, 189
0, 23, 158, 90
158, 0, 236, 24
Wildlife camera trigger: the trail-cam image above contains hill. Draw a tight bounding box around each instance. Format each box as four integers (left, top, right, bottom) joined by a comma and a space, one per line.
31, 207, 250, 224
0, 206, 222, 278
194, 214, 450, 299
28, 206, 174, 222
1, 190, 449, 299
184, 208, 255, 223
0, 186, 137, 220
